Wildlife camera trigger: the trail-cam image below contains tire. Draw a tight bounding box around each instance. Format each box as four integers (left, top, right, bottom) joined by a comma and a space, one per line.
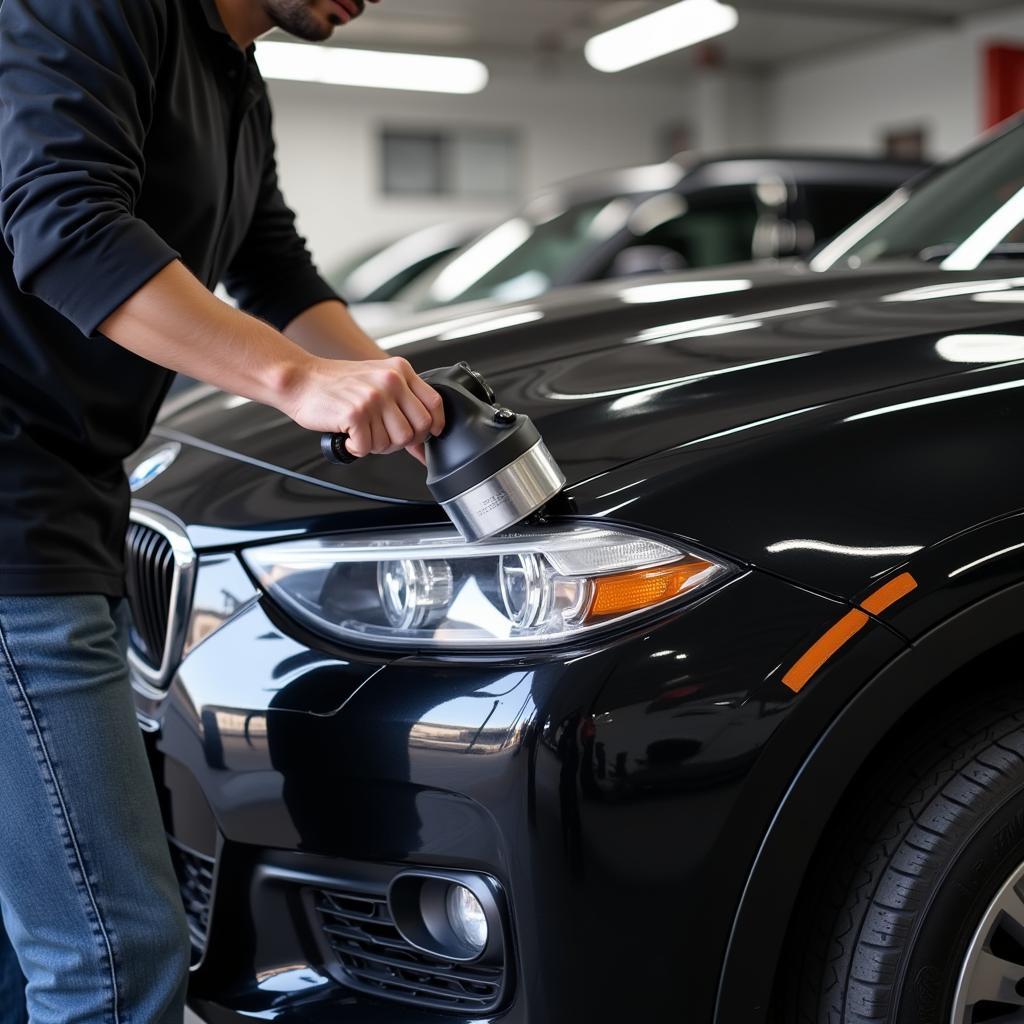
780, 684, 1024, 1024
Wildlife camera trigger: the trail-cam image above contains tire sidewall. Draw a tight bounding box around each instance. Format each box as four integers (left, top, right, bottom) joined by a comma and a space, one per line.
895, 789, 1024, 1023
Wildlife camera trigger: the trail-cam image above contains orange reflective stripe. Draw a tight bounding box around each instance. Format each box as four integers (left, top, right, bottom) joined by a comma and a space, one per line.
782, 609, 869, 693
860, 572, 918, 615
781, 572, 919, 694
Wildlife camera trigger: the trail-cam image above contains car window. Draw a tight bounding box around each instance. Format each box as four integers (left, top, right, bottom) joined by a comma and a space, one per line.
419, 197, 634, 308
325, 241, 390, 301
814, 124, 1024, 270
361, 249, 460, 303
800, 184, 901, 246
606, 186, 760, 275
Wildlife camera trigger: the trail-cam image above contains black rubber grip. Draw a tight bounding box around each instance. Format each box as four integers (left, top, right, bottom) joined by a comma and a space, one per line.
321, 432, 359, 465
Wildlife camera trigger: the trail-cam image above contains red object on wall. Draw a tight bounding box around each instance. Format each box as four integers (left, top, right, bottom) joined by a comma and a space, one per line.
985, 45, 1024, 129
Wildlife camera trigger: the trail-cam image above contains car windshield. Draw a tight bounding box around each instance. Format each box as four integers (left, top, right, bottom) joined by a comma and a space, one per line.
813, 122, 1024, 271
417, 196, 636, 309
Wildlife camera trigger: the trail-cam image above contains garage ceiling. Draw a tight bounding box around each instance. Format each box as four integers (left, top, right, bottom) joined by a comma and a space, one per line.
310, 0, 1021, 78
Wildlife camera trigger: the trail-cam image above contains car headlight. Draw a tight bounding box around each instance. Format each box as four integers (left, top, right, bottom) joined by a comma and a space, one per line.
241, 524, 734, 650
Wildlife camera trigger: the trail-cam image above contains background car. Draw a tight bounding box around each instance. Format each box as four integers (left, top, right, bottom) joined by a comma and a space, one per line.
133, 121, 1024, 1023
396, 152, 928, 314
325, 222, 483, 335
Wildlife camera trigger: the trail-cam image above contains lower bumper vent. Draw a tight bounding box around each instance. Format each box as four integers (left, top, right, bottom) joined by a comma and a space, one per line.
168, 837, 215, 954
314, 887, 506, 1014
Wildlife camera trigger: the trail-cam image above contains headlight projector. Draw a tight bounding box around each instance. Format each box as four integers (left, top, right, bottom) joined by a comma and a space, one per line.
322, 362, 566, 542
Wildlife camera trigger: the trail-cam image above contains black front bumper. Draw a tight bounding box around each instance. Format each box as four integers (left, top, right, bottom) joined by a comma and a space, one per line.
135, 557, 887, 1023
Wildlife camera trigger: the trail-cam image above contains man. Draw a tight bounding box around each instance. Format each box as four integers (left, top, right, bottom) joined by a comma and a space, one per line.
0, 0, 443, 1020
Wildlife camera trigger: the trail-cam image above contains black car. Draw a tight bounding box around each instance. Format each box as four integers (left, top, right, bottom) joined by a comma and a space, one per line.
324, 221, 484, 337
399, 152, 928, 313
130, 118, 1024, 1024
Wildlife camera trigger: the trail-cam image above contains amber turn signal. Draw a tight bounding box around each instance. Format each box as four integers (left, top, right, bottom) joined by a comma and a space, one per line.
585, 559, 715, 620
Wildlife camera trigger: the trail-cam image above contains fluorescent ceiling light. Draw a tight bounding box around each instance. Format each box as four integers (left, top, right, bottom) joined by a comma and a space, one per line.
585, 0, 738, 73
255, 41, 488, 94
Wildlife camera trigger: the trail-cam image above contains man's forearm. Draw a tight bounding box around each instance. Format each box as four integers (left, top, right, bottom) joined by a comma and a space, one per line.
98, 259, 443, 455
283, 299, 387, 361
100, 260, 313, 413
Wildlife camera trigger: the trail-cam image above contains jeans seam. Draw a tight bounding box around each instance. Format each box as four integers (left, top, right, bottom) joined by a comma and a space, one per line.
0, 609, 122, 1024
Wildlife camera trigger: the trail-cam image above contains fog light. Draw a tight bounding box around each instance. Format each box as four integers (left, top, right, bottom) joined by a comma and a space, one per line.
446, 884, 488, 952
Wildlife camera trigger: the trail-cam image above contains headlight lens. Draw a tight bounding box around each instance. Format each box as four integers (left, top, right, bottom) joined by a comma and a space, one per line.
242, 524, 733, 650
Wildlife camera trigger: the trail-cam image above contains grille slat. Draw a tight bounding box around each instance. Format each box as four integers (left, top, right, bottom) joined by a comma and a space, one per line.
158, 542, 175, 624
335, 960, 500, 1006
321, 921, 414, 951
139, 529, 159, 655
314, 885, 507, 1014
167, 839, 215, 955
327, 942, 502, 988
125, 521, 176, 671
317, 893, 383, 921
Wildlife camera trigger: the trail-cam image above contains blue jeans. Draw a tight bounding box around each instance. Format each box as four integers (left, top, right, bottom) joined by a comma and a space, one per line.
0, 595, 189, 1023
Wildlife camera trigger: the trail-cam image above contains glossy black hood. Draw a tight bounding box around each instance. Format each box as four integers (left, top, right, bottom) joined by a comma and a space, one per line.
154, 262, 1024, 509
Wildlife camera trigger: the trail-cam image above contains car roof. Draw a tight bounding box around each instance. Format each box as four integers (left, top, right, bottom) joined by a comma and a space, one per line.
543, 153, 931, 205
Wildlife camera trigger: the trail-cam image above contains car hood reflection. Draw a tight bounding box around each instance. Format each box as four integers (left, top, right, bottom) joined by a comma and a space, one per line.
154, 264, 1024, 507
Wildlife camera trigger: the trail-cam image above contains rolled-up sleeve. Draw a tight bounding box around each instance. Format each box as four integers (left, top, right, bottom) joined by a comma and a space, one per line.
0, 0, 179, 337
222, 98, 342, 332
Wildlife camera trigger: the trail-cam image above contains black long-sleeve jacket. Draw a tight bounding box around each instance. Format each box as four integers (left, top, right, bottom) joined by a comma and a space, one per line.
0, 0, 339, 595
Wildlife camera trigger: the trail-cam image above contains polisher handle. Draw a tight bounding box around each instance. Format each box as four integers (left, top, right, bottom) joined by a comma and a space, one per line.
320, 432, 359, 465
320, 362, 493, 467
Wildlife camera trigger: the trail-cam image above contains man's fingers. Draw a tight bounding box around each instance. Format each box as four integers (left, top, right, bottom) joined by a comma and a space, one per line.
383, 360, 439, 443
394, 387, 434, 441
345, 422, 371, 458
406, 442, 426, 466
370, 412, 394, 454
311, 359, 443, 458
403, 373, 445, 436
380, 404, 419, 453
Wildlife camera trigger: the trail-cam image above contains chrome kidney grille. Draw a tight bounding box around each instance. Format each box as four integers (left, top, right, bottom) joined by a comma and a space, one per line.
125, 506, 196, 691
125, 522, 174, 664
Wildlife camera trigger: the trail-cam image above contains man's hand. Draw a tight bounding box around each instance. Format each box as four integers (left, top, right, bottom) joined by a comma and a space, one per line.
286, 355, 444, 459
281, 299, 442, 463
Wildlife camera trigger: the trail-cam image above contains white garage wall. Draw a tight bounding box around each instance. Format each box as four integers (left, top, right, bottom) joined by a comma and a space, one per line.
270, 4, 1024, 276
769, 6, 1024, 159
267, 62, 700, 272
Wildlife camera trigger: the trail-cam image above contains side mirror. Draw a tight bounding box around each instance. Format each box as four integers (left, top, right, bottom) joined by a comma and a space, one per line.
607, 245, 687, 279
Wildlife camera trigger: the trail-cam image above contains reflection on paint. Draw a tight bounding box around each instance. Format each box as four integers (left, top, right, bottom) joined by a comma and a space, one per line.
935, 334, 1024, 364
949, 540, 1024, 578
378, 307, 538, 349
544, 351, 817, 402
882, 278, 1024, 303
255, 964, 331, 993
409, 684, 535, 754
766, 539, 922, 557
845, 377, 1024, 422
631, 301, 833, 346
440, 310, 544, 341
618, 279, 751, 305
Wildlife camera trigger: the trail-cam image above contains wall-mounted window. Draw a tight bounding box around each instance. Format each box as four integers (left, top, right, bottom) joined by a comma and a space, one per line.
882, 125, 928, 162
380, 128, 521, 199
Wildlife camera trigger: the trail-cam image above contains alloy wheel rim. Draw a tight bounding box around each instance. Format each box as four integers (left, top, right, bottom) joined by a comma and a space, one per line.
952, 858, 1024, 1022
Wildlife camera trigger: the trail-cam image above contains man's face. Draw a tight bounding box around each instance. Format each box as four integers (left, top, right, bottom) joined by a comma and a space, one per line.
264, 0, 373, 42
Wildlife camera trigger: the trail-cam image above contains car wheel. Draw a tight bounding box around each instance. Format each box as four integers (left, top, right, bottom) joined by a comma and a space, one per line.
782, 687, 1024, 1023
